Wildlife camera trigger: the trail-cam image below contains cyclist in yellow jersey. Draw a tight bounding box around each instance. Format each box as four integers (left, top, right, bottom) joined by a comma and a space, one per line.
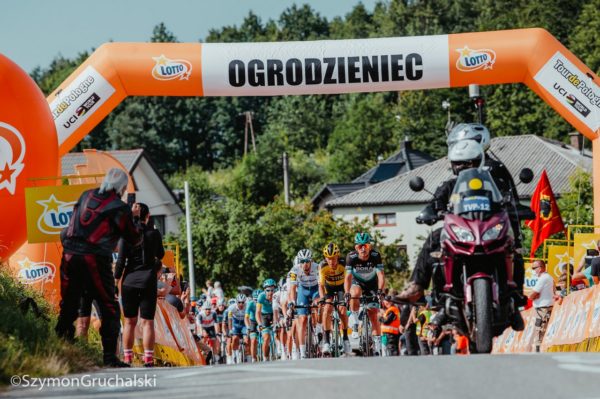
318, 243, 352, 355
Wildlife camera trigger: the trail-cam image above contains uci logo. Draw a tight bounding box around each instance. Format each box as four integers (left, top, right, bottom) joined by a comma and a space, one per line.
36, 194, 76, 235
0, 121, 26, 195
151, 55, 192, 81
456, 46, 496, 72
17, 257, 56, 284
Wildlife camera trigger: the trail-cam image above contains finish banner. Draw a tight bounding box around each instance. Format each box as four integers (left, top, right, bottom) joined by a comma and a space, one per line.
24, 183, 97, 243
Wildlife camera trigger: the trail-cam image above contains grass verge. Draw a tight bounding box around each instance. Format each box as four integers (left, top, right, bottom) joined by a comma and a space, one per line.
0, 267, 102, 386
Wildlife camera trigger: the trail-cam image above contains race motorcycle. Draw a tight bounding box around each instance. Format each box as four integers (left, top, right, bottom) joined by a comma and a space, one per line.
410, 167, 533, 353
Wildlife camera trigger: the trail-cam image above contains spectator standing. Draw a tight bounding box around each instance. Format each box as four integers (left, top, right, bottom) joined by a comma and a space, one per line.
213, 281, 225, 300
528, 260, 555, 352
56, 168, 142, 368
114, 203, 165, 367
452, 327, 469, 355
380, 296, 401, 356
204, 280, 214, 297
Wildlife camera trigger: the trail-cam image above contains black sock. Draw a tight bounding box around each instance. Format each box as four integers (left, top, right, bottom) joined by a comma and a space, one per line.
342, 329, 348, 340
325, 331, 331, 344
317, 332, 323, 343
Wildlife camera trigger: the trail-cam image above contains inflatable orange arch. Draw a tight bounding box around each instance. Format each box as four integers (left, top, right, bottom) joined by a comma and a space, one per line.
0, 28, 598, 260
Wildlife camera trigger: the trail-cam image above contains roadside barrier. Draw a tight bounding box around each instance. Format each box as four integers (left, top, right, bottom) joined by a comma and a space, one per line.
493, 285, 600, 353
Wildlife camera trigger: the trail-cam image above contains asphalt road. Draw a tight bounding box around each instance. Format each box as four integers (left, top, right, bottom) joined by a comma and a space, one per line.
4, 353, 600, 399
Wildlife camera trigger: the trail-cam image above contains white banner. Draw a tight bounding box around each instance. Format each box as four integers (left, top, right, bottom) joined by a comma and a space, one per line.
201, 35, 450, 96
49, 66, 116, 146
534, 51, 600, 133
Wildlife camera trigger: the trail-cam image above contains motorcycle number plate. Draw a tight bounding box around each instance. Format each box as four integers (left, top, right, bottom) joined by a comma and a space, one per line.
462, 196, 491, 212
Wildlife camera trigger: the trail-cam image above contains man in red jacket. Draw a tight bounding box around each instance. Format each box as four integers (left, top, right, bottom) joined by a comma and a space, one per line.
56, 168, 142, 368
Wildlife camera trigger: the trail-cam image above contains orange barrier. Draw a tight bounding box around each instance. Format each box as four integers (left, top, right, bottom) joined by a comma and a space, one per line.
132, 300, 205, 366
493, 285, 600, 353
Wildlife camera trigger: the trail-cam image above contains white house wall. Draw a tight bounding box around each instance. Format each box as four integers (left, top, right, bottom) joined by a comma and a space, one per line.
132, 158, 183, 236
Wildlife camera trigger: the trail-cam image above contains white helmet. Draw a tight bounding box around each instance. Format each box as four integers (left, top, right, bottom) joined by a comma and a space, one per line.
447, 123, 491, 151
217, 298, 226, 306
202, 301, 212, 310
448, 140, 484, 175
296, 249, 312, 263
236, 294, 247, 303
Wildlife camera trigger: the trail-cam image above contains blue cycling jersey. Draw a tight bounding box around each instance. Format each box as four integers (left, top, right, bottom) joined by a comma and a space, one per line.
257, 292, 274, 314
246, 301, 257, 321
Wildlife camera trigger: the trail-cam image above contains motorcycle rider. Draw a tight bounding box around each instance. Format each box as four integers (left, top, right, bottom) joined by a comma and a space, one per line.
396, 124, 527, 326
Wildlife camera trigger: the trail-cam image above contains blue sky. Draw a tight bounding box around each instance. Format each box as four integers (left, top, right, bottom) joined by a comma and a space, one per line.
1, 0, 379, 73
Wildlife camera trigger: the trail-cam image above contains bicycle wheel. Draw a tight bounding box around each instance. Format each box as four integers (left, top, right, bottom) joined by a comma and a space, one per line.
362, 312, 371, 357
306, 315, 313, 359
333, 311, 340, 358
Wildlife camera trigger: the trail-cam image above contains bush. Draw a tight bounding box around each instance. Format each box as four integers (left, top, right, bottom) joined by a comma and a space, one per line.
0, 268, 102, 385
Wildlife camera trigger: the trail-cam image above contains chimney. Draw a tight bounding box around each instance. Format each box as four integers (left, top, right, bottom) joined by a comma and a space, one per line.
402, 135, 413, 171
403, 135, 412, 151
569, 132, 583, 151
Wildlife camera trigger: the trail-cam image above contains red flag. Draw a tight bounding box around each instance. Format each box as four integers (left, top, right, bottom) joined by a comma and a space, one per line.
525, 170, 565, 258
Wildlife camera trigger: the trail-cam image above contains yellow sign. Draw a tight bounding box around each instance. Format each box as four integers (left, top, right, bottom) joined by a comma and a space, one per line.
573, 233, 600, 271
547, 245, 574, 282
468, 178, 483, 190
25, 184, 98, 243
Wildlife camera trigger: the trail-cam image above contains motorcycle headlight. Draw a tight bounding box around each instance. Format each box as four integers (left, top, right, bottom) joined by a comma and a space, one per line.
450, 225, 475, 242
482, 223, 504, 241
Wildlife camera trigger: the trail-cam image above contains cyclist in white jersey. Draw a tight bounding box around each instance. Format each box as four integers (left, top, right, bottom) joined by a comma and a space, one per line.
287, 249, 320, 359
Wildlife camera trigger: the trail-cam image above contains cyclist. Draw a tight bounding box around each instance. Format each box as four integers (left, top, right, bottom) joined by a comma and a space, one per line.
215, 297, 227, 363
228, 294, 248, 364
256, 279, 277, 360
319, 242, 352, 356
273, 278, 289, 360
287, 249, 320, 359
344, 232, 385, 356
197, 301, 219, 363
245, 289, 261, 362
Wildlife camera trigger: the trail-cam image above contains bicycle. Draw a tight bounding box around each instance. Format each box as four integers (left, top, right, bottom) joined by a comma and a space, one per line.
218, 333, 227, 364
351, 291, 381, 357
257, 324, 277, 361
291, 303, 322, 359
320, 293, 345, 358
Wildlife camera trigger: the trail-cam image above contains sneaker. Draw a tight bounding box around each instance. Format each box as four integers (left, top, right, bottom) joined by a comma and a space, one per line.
343, 341, 352, 355
291, 351, 298, 360
104, 358, 131, 368
510, 311, 525, 332
322, 342, 331, 354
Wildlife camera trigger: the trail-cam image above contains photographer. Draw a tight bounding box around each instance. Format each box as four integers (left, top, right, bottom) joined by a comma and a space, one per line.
114, 203, 165, 367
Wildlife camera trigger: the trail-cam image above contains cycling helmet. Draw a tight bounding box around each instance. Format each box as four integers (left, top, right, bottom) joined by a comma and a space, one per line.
252, 289, 262, 300
263, 278, 276, 288
322, 242, 340, 258
236, 294, 247, 303
447, 123, 491, 151
296, 249, 312, 263
217, 298, 226, 307
448, 139, 483, 175
228, 298, 236, 306
202, 301, 212, 310
354, 232, 372, 245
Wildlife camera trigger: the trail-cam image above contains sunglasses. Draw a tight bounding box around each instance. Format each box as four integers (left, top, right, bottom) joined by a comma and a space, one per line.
356, 244, 369, 249
532, 266, 541, 270
299, 258, 311, 263
237, 301, 245, 304
265, 288, 274, 292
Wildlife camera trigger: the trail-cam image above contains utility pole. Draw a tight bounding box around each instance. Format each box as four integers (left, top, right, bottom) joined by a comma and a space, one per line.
469, 84, 485, 124
283, 152, 290, 205
184, 181, 196, 301
243, 111, 257, 156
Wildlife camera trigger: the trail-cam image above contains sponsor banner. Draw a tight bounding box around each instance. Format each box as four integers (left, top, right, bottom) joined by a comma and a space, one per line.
572, 233, 600, 271
546, 245, 573, 282
534, 51, 600, 133
201, 35, 450, 96
151, 55, 193, 81
455, 46, 496, 72
25, 184, 97, 243
0, 121, 26, 195
49, 66, 116, 147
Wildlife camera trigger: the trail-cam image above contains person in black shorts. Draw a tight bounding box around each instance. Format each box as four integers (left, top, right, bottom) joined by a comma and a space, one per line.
114, 203, 165, 367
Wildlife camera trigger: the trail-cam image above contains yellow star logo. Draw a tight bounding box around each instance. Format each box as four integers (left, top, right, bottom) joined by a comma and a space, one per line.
582, 240, 597, 250
17, 257, 33, 270
152, 54, 169, 66
37, 194, 66, 213
458, 46, 472, 57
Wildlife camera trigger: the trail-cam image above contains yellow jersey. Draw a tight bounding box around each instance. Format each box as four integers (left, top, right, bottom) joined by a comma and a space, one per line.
318, 259, 346, 287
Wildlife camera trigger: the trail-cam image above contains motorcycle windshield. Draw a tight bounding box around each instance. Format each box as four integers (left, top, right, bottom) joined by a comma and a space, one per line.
449, 168, 503, 219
